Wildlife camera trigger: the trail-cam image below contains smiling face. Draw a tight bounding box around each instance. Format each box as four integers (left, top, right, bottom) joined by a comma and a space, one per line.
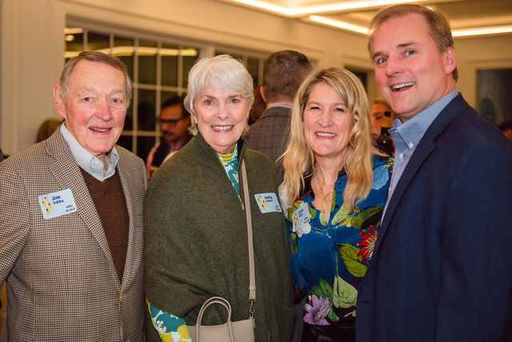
194, 87, 250, 153
303, 82, 354, 162
371, 13, 456, 121
54, 60, 128, 156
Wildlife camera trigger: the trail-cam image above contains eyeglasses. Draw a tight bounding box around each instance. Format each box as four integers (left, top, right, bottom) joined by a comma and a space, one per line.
159, 117, 185, 126
373, 111, 392, 119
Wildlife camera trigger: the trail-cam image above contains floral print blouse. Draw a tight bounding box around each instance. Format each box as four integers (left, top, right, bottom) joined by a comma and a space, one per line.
285, 156, 392, 326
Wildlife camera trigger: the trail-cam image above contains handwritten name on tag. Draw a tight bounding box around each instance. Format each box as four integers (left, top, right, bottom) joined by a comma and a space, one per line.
38, 189, 77, 220
254, 192, 282, 214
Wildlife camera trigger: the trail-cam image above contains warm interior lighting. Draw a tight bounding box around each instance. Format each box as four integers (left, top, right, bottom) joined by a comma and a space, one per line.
309, 15, 369, 35
64, 28, 83, 35
226, 0, 512, 38
64, 46, 198, 59
452, 25, 512, 37
229, 0, 429, 17
309, 15, 512, 38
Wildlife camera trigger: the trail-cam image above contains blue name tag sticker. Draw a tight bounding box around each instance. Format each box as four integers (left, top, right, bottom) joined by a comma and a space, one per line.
38, 188, 77, 220
292, 201, 311, 237
254, 192, 282, 214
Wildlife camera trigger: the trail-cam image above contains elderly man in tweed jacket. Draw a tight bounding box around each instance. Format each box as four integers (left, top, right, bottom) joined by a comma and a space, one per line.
0, 51, 146, 342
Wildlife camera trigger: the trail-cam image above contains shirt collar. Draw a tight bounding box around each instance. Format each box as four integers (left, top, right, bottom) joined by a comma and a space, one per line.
267, 102, 293, 109
60, 124, 119, 181
390, 90, 458, 154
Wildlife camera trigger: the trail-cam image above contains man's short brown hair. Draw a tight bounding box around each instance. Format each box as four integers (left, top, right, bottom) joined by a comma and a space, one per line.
59, 51, 132, 101
263, 50, 312, 102
368, 4, 458, 81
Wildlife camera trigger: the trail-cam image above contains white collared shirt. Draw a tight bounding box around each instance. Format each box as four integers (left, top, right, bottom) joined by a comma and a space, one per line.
60, 124, 119, 181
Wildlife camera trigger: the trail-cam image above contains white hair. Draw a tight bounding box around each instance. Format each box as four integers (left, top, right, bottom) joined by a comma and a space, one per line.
184, 55, 254, 127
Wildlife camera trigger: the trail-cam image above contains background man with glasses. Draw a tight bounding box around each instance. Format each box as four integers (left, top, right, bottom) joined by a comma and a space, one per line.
146, 96, 192, 177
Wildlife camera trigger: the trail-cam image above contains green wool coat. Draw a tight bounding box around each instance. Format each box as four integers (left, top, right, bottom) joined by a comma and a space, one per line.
144, 133, 292, 342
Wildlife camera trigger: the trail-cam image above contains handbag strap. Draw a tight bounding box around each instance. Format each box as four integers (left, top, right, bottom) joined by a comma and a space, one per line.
241, 160, 256, 317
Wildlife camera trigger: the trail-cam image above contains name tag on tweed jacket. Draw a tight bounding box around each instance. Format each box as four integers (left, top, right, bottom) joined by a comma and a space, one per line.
38, 188, 77, 220
254, 192, 282, 214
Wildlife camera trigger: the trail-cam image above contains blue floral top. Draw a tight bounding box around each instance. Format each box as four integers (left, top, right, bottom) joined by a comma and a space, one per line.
285, 156, 392, 326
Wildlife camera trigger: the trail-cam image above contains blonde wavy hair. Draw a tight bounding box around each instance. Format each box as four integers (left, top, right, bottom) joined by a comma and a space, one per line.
281, 67, 373, 212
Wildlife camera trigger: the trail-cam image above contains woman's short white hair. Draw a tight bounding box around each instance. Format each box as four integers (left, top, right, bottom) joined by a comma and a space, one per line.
184, 55, 255, 120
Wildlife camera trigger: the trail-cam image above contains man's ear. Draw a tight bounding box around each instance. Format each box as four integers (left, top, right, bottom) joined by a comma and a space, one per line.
443, 47, 457, 75
259, 86, 267, 104
53, 84, 67, 120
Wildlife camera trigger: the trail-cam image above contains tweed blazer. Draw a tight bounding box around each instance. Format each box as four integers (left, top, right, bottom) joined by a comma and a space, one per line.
0, 130, 146, 342
246, 106, 291, 182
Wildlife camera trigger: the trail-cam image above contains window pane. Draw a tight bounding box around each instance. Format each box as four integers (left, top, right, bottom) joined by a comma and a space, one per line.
137, 136, 156, 162
65, 27, 85, 58
118, 135, 133, 151
216, 50, 243, 61
346, 67, 368, 89
138, 40, 157, 85
247, 57, 260, 86
124, 89, 134, 131
87, 31, 110, 51
183, 47, 199, 87
161, 43, 179, 87
137, 89, 157, 131
161, 91, 179, 106
114, 36, 135, 81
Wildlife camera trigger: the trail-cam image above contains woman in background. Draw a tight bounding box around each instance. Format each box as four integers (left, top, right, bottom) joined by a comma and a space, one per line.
280, 67, 392, 342
144, 55, 291, 342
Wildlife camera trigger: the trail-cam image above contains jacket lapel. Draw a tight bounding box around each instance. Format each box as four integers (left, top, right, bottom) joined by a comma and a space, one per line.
374, 95, 468, 254
45, 131, 118, 284
117, 154, 136, 287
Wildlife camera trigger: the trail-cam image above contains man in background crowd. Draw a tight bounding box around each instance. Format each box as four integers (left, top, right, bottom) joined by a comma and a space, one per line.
499, 120, 512, 140
370, 99, 395, 154
146, 96, 192, 177
246, 50, 312, 181
357, 4, 512, 342
0, 51, 146, 341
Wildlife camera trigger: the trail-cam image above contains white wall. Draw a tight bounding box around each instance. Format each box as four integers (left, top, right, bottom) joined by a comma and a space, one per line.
1, 0, 512, 154
1, 0, 64, 154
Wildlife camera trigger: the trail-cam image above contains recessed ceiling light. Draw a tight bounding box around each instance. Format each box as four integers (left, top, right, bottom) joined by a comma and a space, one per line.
309, 15, 369, 35
228, 0, 429, 17
309, 15, 512, 38
452, 25, 512, 37
225, 0, 512, 38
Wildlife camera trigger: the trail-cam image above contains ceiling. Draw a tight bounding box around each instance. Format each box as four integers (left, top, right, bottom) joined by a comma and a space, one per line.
221, 0, 512, 37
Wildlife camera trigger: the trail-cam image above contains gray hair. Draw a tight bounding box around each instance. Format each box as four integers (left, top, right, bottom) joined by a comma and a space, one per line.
59, 51, 132, 102
184, 55, 254, 125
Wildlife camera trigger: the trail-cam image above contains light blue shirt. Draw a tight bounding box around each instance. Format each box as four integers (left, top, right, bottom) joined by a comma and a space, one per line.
385, 90, 459, 210
60, 124, 119, 181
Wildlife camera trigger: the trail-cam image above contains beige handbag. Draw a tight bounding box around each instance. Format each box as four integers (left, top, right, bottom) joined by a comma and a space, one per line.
188, 160, 256, 342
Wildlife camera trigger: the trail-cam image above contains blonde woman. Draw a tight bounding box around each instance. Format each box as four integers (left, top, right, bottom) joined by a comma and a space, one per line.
280, 67, 391, 342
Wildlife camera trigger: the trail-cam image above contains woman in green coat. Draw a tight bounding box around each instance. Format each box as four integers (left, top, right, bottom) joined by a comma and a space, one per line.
145, 55, 292, 342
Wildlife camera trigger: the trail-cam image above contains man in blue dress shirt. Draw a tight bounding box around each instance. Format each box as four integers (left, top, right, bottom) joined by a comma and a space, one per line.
357, 4, 512, 342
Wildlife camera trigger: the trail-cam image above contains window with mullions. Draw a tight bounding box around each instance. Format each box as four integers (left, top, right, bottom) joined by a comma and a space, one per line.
215, 49, 266, 87
64, 26, 200, 161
